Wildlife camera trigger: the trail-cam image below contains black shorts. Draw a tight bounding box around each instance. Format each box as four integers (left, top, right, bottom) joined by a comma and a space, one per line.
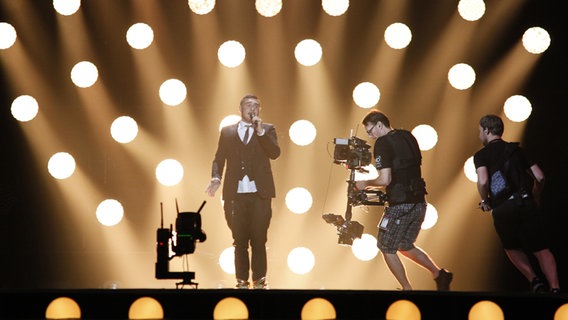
491, 197, 549, 252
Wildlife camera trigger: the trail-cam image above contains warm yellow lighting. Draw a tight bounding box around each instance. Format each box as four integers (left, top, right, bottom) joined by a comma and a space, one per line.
255, 0, 282, 17
219, 115, 241, 130
354, 164, 379, 181
48, 152, 76, 180
0, 22, 17, 49
45, 297, 81, 319
294, 39, 323, 67
422, 203, 438, 230
128, 296, 164, 319
53, 0, 81, 16
126, 23, 154, 50
3, 0, 559, 295
213, 297, 249, 320
554, 303, 568, 320
457, 0, 486, 22
522, 26, 551, 54
155, 159, 184, 186
301, 297, 337, 320
448, 63, 476, 90
285, 187, 313, 214
219, 246, 235, 275
322, 0, 349, 17
464, 156, 477, 183
159, 79, 187, 106
385, 300, 421, 320
71, 61, 99, 88
188, 0, 216, 15
96, 199, 124, 227
384, 22, 412, 50
289, 119, 317, 146
468, 300, 504, 320
287, 247, 315, 275
351, 233, 379, 261
353, 82, 380, 108
11, 95, 39, 122
411, 124, 438, 151
111, 116, 138, 144
218, 40, 246, 68
503, 95, 531, 122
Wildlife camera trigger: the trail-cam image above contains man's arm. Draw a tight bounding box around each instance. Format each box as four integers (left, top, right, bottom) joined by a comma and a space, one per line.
257, 124, 280, 160
205, 131, 227, 197
529, 163, 545, 206
355, 168, 391, 189
476, 166, 491, 211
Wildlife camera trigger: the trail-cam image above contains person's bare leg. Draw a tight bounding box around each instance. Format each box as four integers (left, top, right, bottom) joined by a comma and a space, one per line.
400, 247, 441, 278
504, 249, 537, 281
383, 252, 412, 290
533, 248, 560, 289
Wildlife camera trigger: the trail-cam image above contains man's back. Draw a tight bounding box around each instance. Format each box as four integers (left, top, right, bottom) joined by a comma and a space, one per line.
474, 139, 534, 206
376, 129, 426, 205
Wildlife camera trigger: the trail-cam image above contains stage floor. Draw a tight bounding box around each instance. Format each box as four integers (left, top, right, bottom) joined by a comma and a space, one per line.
2, 288, 567, 319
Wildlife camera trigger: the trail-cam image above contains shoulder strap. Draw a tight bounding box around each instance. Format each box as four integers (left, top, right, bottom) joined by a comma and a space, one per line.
502, 142, 518, 169
504, 142, 519, 157
494, 142, 518, 171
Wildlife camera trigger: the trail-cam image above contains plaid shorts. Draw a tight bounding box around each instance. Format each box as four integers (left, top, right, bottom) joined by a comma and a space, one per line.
377, 202, 427, 254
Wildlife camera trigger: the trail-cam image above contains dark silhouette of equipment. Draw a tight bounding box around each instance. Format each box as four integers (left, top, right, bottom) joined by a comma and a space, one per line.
155, 199, 206, 289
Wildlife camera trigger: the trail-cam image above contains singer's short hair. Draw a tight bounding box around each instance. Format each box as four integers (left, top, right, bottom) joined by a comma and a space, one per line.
240, 94, 260, 107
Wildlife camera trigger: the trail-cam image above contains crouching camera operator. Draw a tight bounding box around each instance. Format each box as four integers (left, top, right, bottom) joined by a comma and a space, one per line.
354, 110, 453, 291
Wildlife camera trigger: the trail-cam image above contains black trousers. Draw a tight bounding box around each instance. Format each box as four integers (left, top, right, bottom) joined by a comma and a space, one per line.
224, 193, 272, 281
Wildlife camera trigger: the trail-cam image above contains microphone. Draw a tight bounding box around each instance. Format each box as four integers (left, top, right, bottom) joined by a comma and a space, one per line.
249, 112, 259, 127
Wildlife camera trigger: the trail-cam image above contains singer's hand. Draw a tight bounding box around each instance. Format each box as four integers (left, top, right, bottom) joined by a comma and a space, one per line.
205, 180, 220, 197
252, 116, 263, 132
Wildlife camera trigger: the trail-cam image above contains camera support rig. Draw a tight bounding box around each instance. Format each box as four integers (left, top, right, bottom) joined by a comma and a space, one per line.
323, 135, 387, 245
345, 166, 388, 219
155, 199, 207, 289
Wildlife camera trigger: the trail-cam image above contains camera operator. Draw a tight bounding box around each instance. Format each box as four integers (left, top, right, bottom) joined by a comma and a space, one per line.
354, 110, 453, 291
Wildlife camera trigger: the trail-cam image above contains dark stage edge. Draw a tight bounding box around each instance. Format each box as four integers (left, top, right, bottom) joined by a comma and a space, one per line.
2, 288, 567, 319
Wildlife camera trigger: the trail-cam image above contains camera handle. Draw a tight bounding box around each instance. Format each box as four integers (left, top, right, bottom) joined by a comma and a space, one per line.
344, 167, 358, 221
322, 165, 386, 246
345, 166, 387, 221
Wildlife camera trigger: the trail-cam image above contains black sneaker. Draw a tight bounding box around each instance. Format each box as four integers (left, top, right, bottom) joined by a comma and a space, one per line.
435, 268, 453, 291
551, 288, 561, 294
530, 277, 547, 293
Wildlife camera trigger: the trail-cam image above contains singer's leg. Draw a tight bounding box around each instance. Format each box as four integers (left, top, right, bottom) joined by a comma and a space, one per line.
250, 196, 272, 281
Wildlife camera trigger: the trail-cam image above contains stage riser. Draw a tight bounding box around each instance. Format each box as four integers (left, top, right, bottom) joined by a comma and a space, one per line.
2, 289, 566, 319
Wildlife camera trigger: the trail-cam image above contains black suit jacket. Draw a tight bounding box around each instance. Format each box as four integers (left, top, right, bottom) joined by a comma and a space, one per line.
211, 122, 280, 201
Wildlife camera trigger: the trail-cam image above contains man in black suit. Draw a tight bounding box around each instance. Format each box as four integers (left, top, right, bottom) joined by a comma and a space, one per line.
205, 94, 280, 289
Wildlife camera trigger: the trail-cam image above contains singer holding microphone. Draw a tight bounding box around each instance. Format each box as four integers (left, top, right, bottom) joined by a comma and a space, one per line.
205, 94, 281, 289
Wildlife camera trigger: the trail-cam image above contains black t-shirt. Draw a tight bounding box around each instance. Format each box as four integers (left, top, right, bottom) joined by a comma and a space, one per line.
374, 130, 426, 204
473, 139, 535, 202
